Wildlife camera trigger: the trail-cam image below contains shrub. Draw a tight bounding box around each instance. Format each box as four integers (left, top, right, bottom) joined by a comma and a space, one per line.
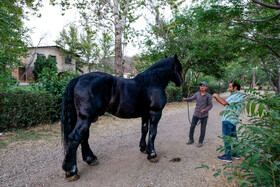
0, 71, 17, 91
32, 55, 58, 80
0, 89, 61, 131
34, 68, 78, 98
166, 83, 182, 102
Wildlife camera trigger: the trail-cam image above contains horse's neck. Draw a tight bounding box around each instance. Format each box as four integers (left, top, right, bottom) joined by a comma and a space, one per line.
136, 70, 171, 89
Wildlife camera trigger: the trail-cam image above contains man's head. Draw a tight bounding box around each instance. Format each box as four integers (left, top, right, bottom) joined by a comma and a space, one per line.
228, 80, 241, 93
199, 81, 208, 92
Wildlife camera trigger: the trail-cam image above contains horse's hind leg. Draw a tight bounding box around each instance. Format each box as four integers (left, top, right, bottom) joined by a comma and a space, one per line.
81, 125, 98, 166
62, 118, 90, 181
139, 117, 149, 153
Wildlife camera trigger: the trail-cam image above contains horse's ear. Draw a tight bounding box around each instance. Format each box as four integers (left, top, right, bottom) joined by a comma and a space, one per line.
174, 54, 178, 61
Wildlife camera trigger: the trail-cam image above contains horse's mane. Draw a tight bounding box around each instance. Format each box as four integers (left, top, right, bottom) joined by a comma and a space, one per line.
134, 57, 175, 88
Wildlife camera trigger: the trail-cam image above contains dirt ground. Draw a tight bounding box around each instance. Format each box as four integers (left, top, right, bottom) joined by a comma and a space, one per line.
0, 93, 242, 187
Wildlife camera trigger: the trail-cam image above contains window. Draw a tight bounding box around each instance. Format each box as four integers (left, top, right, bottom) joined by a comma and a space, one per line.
50, 55, 56, 60
37, 53, 45, 58
65, 56, 72, 64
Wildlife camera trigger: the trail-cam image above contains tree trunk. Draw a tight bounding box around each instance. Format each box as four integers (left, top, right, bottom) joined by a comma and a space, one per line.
277, 66, 280, 94
182, 68, 188, 84
252, 68, 256, 89
113, 0, 127, 77
194, 72, 200, 83
114, 26, 123, 77
241, 73, 245, 89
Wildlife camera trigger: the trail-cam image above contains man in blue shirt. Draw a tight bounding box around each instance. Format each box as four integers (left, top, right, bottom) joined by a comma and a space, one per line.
213, 80, 243, 162
183, 81, 213, 147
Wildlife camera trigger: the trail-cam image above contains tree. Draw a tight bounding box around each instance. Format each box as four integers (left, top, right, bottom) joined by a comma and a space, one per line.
52, 0, 183, 77
196, 0, 280, 93
32, 55, 57, 80
139, 7, 240, 83
52, 0, 137, 77
0, 0, 43, 89
56, 24, 114, 73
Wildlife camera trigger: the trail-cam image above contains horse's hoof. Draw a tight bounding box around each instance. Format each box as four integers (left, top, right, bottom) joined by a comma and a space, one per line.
65, 174, 80, 182
141, 150, 146, 154
148, 157, 158, 163
87, 159, 99, 166
148, 153, 158, 163
84, 156, 99, 166
140, 148, 147, 154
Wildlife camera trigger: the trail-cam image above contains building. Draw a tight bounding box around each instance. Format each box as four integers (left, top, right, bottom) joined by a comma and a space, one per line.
12, 46, 77, 83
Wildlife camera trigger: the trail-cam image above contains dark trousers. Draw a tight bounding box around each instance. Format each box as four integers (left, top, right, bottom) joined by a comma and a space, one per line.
189, 116, 208, 143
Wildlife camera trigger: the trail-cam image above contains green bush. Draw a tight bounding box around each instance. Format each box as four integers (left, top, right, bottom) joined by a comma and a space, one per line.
35, 68, 78, 98
0, 70, 17, 91
0, 89, 61, 131
32, 55, 58, 80
166, 83, 183, 102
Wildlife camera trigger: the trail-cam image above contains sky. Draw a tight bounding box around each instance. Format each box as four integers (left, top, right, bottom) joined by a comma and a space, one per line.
24, 1, 189, 57
24, 2, 146, 57
25, 2, 80, 46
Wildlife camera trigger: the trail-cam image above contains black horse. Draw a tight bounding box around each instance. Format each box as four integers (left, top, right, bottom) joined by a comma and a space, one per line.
61, 54, 183, 181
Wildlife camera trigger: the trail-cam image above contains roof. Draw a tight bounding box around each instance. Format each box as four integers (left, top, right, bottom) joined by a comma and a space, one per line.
28, 45, 80, 57
29, 45, 61, 49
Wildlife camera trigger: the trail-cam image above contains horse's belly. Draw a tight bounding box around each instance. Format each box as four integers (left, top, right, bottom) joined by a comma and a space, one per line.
110, 108, 143, 118
106, 102, 144, 118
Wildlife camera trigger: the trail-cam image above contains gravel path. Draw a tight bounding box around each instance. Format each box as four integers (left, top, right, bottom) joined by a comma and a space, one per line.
0, 93, 240, 186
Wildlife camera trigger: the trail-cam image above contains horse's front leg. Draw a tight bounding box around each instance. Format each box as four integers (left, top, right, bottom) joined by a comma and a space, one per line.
139, 117, 149, 153
62, 119, 89, 182
146, 110, 162, 163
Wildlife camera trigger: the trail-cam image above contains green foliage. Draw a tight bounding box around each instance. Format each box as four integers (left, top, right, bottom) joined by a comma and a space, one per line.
31, 53, 78, 98
0, 89, 61, 131
165, 83, 182, 102
0, 71, 17, 90
35, 67, 78, 98
32, 55, 58, 80
0, 0, 42, 89
199, 90, 280, 186
199, 0, 280, 93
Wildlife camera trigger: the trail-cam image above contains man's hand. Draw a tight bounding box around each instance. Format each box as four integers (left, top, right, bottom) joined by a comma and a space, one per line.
182, 97, 187, 101
200, 109, 205, 114
213, 93, 218, 98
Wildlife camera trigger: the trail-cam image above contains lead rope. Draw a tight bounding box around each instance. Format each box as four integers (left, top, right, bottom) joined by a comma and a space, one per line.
186, 99, 201, 127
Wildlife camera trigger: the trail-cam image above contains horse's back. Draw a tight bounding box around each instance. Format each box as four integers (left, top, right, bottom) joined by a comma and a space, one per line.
74, 72, 114, 120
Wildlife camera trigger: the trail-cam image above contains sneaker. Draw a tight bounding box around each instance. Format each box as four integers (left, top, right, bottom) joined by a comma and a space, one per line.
197, 142, 203, 147
217, 155, 232, 162
186, 140, 194, 145
232, 154, 240, 160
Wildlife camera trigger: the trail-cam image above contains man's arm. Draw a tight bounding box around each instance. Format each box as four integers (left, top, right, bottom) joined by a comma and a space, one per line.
183, 93, 197, 102
204, 95, 213, 112
213, 93, 229, 106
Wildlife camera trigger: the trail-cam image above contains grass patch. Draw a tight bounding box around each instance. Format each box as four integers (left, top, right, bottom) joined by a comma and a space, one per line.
8, 86, 33, 91
0, 124, 61, 149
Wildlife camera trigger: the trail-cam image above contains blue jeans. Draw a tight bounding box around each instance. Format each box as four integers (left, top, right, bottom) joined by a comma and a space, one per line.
222, 121, 238, 156
189, 116, 208, 143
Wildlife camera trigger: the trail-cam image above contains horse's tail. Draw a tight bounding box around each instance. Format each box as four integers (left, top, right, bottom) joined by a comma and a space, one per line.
61, 76, 80, 151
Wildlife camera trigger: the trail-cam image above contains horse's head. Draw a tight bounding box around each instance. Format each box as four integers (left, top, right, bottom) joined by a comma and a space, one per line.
172, 54, 183, 87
